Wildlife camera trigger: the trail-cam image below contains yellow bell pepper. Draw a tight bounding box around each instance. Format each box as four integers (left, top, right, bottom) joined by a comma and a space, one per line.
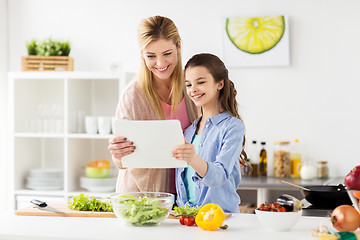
195, 203, 225, 231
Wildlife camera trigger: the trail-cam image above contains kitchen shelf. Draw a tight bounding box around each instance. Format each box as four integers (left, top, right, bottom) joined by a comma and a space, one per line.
67, 133, 112, 139
15, 189, 66, 196
8, 71, 134, 209
14, 133, 112, 139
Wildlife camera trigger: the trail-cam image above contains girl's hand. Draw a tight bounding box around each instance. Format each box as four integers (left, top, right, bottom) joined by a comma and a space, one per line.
108, 136, 136, 168
172, 141, 197, 164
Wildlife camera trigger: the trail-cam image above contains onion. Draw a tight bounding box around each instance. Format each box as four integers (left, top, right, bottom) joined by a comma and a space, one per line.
331, 205, 360, 232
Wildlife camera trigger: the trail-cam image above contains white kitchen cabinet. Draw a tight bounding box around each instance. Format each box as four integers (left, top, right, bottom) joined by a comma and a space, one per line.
8, 71, 135, 209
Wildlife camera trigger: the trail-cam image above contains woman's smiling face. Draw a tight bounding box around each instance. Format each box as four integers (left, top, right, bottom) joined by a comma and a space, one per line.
142, 38, 180, 82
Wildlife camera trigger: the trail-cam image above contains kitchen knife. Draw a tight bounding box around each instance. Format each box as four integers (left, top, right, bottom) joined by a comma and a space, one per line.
30, 199, 65, 214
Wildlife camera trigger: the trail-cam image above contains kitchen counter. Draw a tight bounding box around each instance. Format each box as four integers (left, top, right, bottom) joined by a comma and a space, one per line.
0, 212, 333, 240
238, 176, 344, 206
239, 176, 344, 189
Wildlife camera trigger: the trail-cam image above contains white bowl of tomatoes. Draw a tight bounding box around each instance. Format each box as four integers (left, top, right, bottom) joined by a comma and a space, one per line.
255, 202, 303, 231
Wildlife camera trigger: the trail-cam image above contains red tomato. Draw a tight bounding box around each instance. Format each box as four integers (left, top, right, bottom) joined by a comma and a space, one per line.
179, 216, 185, 225
278, 207, 287, 212
271, 202, 280, 209
184, 217, 195, 226
263, 204, 271, 211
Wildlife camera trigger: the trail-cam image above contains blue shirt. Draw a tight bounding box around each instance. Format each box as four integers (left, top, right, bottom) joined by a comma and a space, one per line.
176, 112, 244, 213
184, 134, 201, 205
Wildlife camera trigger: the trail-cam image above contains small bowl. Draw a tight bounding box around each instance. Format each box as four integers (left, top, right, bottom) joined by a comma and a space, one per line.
80, 177, 117, 192
30, 168, 63, 178
85, 160, 110, 178
255, 209, 302, 231
85, 168, 110, 178
111, 192, 174, 226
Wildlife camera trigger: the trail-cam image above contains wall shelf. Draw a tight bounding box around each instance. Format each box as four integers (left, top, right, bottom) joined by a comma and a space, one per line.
8, 71, 134, 209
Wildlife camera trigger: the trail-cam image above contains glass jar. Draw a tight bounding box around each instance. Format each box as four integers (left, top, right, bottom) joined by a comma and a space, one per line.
317, 161, 329, 179
273, 141, 291, 177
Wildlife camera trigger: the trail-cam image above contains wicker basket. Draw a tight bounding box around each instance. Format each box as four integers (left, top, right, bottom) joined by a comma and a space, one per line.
22, 56, 74, 71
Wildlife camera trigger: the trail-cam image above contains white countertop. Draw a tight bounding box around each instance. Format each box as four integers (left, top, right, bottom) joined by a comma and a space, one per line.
0, 212, 334, 240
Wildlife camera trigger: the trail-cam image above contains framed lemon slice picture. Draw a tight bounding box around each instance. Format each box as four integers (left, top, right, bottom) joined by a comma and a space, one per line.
224, 15, 289, 67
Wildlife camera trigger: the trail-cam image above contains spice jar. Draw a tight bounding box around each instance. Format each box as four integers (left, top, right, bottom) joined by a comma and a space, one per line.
317, 161, 329, 179
273, 141, 291, 177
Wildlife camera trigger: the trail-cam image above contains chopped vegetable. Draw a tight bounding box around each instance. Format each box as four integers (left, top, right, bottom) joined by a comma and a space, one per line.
220, 224, 228, 230
174, 206, 201, 217
113, 195, 169, 226
195, 203, 225, 231
68, 193, 112, 212
318, 231, 360, 240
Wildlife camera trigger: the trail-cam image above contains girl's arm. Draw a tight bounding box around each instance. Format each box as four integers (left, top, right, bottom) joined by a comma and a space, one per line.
172, 142, 208, 177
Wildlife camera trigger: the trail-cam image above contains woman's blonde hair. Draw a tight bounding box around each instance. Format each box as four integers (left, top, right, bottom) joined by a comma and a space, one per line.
137, 15, 183, 119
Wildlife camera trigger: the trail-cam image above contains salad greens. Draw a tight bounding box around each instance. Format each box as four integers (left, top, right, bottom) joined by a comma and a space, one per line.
68, 193, 113, 212
174, 206, 201, 217
113, 195, 169, 226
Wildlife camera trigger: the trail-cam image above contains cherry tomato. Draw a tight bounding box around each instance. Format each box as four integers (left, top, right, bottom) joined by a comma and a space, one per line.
179, 216, 185, 225
184, 217, 195, 226
278, 207, 287, 212
271, 202, 280, 209
263, 204, 271, 211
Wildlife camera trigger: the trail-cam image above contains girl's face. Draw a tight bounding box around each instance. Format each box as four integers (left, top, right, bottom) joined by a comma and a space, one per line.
142, 38, 180, 82
185, 66, 224, 109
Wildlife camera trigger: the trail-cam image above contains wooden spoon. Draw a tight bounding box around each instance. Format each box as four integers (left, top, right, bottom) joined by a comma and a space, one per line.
281, 180, 310, 191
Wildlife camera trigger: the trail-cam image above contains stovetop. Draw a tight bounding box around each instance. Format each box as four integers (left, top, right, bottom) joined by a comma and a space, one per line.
301, 199, 333, 217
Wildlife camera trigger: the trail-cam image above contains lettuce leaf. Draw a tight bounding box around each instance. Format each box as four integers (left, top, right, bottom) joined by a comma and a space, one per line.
173, 205, 200, 217
68, 193, 113, 212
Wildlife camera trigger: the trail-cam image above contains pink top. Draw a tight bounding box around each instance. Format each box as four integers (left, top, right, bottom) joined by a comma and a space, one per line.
161, 97, 191, 193
161, 97, 191, 131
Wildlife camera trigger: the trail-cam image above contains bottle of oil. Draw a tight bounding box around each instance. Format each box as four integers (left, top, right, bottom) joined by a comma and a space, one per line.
259, 142, 267, 176
250, 140, 258, 177
290, 139, 302, 178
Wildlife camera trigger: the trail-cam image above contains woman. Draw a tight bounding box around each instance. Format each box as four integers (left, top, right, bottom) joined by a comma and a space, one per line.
108, 16, 199, 194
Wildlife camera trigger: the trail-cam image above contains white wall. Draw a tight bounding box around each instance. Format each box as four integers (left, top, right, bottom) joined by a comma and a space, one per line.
0, 0, 8, 212
6, 0, 360, 179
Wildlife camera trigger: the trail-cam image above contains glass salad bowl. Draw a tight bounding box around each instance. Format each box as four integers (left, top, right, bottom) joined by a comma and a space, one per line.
111, 192, 174, 226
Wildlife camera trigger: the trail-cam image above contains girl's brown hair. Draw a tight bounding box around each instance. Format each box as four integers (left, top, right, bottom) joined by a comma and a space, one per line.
184, 53, 247, 163
137, 15, 183, 119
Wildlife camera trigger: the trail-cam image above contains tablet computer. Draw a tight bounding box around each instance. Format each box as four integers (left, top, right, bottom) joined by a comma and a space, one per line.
112, 119, 187, 168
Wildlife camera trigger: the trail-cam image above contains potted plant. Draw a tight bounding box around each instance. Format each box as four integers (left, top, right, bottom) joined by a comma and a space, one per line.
22, 38, 73, 71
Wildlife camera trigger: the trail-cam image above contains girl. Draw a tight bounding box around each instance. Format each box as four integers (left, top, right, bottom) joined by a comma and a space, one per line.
172, 53, 246, 213
108, 16, 199, 194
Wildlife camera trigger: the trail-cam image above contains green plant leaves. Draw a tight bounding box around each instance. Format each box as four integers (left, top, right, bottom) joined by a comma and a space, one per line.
26, 38, 71, 56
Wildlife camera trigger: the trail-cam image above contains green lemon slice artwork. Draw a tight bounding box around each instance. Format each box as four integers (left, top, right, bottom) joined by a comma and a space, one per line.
226, 16, 285, 54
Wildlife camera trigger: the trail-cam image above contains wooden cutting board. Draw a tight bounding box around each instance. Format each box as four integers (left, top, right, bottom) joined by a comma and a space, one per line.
15, 204, 116, 218
15, 204, 232, 219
